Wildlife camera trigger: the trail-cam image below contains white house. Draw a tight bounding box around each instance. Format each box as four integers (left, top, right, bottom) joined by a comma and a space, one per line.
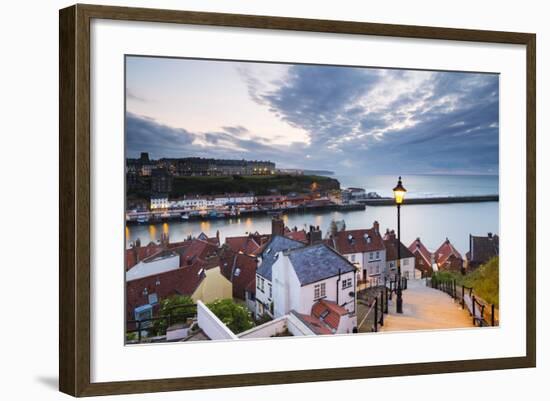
150, 195, 170, 210
255, 235, 306, 318
213, 193, 255, 207
383, 230, 418, 279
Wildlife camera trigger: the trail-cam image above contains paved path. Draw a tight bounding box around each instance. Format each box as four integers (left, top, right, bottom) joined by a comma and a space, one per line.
380, 279, 473, 332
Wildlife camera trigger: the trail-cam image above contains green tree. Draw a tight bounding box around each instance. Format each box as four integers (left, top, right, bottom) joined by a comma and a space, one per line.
207, 299, 255, 334
153, 295, 195, 335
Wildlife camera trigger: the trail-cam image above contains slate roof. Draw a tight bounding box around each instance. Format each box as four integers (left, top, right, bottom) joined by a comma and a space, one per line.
468, 234, 499, 265
287, 243, 356, 286
256, 235, 305, 281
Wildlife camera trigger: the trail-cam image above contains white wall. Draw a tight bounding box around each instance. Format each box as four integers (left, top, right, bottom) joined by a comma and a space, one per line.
1, 1, 547, 401
238, 316, 287, 338
196, 300, 238, 340
272, 254, 356, 316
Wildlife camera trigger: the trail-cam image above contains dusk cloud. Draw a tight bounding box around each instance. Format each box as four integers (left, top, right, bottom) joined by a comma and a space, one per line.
126, 59, 499, 175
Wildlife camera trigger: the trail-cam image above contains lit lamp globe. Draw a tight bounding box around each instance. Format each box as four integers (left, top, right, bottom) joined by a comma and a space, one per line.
393, 176, 407, 205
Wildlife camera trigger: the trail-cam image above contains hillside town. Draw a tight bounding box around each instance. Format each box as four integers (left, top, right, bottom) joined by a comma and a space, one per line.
125, 215, 499, 343
125, 153, 373, 224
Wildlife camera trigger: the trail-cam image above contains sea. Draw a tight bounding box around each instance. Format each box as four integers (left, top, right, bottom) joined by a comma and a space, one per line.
125, 174, 499, 255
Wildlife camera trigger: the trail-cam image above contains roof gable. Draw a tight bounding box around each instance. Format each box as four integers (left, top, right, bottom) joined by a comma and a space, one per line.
408, 238, 432, 266
332, 228, 385, 255
435, 239, 463, 265
384, 239, 414, 261
287, 243, 356, 286
256, 235, 306, 281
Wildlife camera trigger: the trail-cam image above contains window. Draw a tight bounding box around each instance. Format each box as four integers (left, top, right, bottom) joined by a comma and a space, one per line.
376, 265, 380, 273
342, 278, 352, 289
369, 252, 373, 260
350, 254, 356, 262
314, 282, 326, 299
268, 284, 272, 299
376, 251, 380, 259
148, 293, 158, 305
404, 259, 409, 265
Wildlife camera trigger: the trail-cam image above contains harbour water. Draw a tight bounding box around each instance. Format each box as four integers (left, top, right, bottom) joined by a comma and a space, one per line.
126, 174, 499, 255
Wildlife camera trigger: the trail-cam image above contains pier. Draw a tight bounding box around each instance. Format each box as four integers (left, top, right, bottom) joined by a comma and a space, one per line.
358, 195, 499, 206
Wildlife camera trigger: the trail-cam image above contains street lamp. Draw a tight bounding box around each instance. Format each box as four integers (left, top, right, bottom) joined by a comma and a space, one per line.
393, 176, 407, 314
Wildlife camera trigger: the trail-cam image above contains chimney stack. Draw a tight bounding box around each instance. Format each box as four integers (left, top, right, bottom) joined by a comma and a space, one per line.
271, 215, 285, 236
373, 221, 379, 234
309, 225, 323, 245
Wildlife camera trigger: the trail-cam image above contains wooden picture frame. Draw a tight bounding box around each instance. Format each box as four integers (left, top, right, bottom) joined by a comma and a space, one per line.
59, 3, 536, 397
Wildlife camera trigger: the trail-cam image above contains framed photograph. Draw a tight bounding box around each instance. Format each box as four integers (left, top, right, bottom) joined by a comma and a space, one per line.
59, 4, 536, 397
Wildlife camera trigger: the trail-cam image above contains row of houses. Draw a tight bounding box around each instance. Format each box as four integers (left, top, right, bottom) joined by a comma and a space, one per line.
125, 217, 499, 340
409, 232, 499, 276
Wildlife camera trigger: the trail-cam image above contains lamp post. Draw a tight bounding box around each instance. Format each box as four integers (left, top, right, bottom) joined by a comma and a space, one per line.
393, 176, 407, 314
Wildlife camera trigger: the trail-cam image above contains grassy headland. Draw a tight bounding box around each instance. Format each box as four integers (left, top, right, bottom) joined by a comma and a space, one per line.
129, 174, 340, 199
433, 257, 499, 307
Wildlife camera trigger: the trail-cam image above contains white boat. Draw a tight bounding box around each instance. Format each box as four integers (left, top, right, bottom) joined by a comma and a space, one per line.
137, 216, 149, 224
181, 213, 190, 220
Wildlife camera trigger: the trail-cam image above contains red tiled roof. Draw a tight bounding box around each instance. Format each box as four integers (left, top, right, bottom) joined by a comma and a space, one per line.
219, 249, 257, 300
126, 242, 162, 270
408, 238, 432, 267
225, 234, 269, 256
126, 235, 220, 270
291, 312, 333, 335
330, 225, 385, 255
126, 261, 206, 319
285, 229, 308, 243
311, 299, 347, 331
173, 239, 219, 267
383, 239, 414, 261
435, 238, 463, 266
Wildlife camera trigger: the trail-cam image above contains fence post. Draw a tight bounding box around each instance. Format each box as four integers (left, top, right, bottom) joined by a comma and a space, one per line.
453, 280, 456, 299
472, 295, 476, 326
461, 285, 465, 309
373, 297, 378, 332
384, 286, 389, 314
491, 304, 495, 326
379, 291, 384, 326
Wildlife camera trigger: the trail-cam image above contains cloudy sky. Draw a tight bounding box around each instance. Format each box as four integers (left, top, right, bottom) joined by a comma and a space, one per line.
126, 56, 499, 175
